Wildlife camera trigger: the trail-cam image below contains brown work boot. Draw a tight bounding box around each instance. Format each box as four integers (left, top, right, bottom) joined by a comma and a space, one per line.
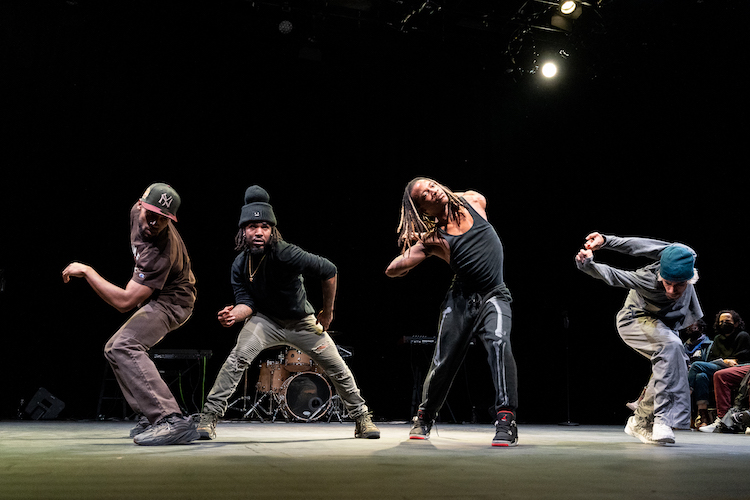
354, 411, 380, 439
196, 412, 218, 440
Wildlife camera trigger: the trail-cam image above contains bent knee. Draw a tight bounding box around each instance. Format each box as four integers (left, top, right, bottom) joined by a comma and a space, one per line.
104, 336, 144, 362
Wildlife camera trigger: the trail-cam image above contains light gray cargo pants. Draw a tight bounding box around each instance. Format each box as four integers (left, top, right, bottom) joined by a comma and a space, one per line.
617, 309, 691, 429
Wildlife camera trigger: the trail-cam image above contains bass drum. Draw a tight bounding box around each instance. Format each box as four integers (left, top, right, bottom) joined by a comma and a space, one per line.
279, 372, 332, 421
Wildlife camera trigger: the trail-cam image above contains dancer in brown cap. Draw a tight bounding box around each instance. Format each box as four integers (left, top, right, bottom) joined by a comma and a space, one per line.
62, 182, 199, 446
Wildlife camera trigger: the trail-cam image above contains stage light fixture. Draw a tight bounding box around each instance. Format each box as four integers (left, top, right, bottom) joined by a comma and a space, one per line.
551, 0, 583, 32
560, 0, 578, 15
541, 62, 558, 78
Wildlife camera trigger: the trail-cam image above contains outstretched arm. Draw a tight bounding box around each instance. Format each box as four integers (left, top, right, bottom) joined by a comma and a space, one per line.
574, 246, 653, 290
62, 262, 153, 313
583, 231, 688, 261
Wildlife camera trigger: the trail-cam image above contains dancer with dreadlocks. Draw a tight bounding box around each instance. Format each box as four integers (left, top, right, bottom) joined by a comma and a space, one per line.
385, 177, 518, 447
196, 185, 380, 441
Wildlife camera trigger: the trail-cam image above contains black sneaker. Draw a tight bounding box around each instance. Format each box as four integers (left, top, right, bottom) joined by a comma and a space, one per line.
492, 410, 518, 447
128, 414, 151, 438
732, 410, 750, 428
133, 414, 199, 446
409, 410, 433, 440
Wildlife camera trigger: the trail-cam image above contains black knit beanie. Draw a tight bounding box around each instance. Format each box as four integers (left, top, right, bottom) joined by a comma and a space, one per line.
238, 185, 277, 227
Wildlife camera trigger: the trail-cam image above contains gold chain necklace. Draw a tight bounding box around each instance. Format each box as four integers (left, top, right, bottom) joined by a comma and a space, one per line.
248, 254, 266, 282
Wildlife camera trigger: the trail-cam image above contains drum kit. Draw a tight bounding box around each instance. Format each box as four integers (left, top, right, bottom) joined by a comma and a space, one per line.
227, 343, 352, 422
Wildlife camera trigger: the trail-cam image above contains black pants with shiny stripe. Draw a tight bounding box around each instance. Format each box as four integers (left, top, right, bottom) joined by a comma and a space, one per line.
418, 284, 518, 420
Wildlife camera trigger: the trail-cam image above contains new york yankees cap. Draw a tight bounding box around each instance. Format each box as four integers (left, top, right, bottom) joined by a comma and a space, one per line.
140, 182, 181, 222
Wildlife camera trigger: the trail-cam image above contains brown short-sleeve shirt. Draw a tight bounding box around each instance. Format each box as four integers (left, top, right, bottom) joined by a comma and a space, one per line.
130, 204, 196, 308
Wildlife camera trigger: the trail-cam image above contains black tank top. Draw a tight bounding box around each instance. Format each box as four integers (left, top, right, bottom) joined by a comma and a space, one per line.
437, 199, 508, 296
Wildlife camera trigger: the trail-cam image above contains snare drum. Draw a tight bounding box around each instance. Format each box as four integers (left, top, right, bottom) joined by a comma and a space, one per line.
284, 348, 320, 373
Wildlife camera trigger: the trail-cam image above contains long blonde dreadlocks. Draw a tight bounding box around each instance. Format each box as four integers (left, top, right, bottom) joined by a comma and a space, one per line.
396, 177, 465, 255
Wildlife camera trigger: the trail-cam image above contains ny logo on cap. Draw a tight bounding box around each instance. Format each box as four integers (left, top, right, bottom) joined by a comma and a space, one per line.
159, 193, 174, 208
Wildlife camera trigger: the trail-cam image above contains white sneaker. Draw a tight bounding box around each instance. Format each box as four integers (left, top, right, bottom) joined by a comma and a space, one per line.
652, 423, 675, 444
699, 418, 721, 433
625, 416, 656, 444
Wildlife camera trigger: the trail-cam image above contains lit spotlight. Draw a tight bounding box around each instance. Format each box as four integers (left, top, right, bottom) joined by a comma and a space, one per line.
551, 0, 583, 31
541, 62, 558, 78
560, 0, 578, 15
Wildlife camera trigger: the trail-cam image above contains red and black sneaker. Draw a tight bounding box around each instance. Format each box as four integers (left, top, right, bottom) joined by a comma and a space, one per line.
409, 409, 433, 440
492, 410, 518, 447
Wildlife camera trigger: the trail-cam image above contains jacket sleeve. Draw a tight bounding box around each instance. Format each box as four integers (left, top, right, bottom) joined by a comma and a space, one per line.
231, 252, 256, 309
576, 257, 655, 291
280, 243, 337, 280
603, 234, 696, 261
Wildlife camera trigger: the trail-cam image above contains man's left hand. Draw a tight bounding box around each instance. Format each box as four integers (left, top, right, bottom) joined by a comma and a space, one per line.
316, 309, 333, 331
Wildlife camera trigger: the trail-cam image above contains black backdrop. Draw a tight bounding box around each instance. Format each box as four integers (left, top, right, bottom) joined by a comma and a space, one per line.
2, 0, 748, 424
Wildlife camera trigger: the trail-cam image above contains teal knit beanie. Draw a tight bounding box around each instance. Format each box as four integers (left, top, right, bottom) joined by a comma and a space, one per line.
660, 245, 695, 282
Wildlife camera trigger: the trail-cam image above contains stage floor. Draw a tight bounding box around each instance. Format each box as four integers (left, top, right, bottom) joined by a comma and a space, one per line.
2, 420, 749, 500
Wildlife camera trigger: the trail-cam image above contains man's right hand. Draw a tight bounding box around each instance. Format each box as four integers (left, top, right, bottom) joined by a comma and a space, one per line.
217, 305, 237, 328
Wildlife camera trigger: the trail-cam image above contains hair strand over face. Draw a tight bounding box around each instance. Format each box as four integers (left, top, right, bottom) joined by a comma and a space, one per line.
395, 177, 464, 254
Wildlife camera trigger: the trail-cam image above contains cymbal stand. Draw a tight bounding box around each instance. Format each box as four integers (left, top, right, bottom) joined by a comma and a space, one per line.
271, 394, 290, 422
242, 391, 273, 421
227, 369, 274, 421
227, 369, 254, 414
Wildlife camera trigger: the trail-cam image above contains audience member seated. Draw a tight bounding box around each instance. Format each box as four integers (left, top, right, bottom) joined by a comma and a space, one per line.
689, 310, 750, 428
682, 319, 709, 364
700, 364, 750, 433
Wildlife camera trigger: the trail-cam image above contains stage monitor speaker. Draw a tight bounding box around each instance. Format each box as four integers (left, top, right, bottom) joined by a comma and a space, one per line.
24, 387, 65, 420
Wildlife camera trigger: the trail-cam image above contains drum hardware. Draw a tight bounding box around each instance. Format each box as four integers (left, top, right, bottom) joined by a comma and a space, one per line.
228, 345, 349, 422
325, 394, 349, 423
226, 372, 274, 422
227, 351, 287, 421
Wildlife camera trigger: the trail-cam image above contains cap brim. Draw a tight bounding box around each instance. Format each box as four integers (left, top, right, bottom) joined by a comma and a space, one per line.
141, 201, 178, 222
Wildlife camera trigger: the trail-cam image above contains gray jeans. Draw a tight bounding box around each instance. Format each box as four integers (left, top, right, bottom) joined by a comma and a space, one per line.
104, 300, 192, 424
617, 309, 691, 429
203, 312, 369, 418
